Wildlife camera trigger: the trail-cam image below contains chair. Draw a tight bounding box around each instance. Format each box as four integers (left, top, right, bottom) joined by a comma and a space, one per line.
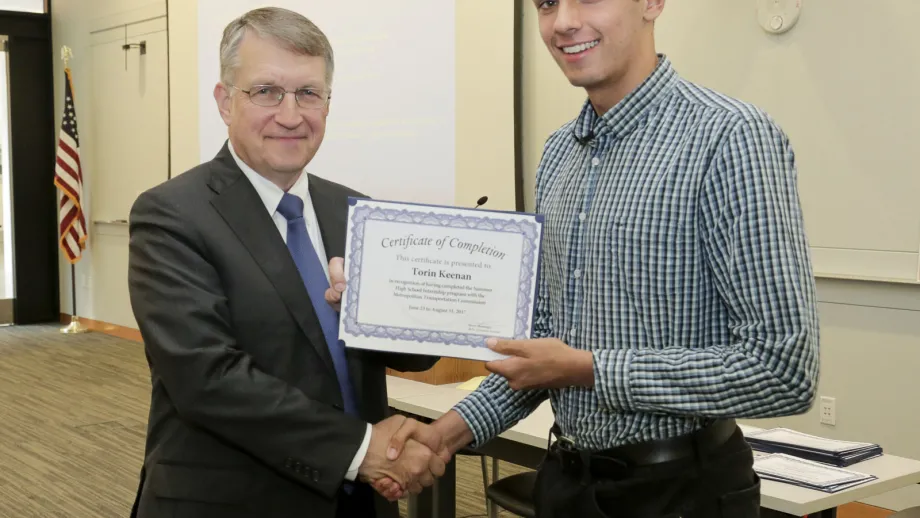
485, 471, 537, 518
892, 507, 920, 517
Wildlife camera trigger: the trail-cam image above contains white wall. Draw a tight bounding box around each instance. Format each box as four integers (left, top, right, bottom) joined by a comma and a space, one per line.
0, 0, 44, 13
170, 0, 516, 210
518, 0, 920, 511
52, 0, 167, 320
197, 0, 457, 206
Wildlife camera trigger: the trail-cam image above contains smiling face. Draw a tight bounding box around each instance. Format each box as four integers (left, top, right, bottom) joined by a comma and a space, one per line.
214, 30, 329, 187
535, 0, 664, 112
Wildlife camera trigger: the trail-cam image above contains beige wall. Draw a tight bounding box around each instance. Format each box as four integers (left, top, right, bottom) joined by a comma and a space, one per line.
655, 1, 920, 282
57, 0, 515, 324
519, 0, 584, 213
52, 0, 169, 319
167, 0, 517, 211
748, 280, 920, 511
166, 0, 197, 176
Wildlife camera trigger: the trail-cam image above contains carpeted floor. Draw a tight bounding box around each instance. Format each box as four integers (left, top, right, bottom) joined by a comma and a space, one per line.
0, 324, 529, 517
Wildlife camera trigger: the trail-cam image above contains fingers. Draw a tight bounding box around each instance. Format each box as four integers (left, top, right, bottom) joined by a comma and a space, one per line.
407, 479, 424, 495
373, 478, 392, 493
387, 418, 442, 461
373, 478, 404, 502
328, 257, 346, 291
324, 257, 347, 309
417, 468, 435, 489
384, 484, 405, 501
486, 337, 528, 357
393, 439, 446, 497
437, 446, 451, 464
428, 449, 447, 478
324, 287, 342, 311
485, 357, 520, 378
486, 358, 529, 390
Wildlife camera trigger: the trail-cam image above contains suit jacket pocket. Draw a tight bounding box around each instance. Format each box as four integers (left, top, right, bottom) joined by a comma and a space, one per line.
149, 462, 254, 505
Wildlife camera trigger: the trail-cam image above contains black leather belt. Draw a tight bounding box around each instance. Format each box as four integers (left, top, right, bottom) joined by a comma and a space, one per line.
549, 419, 739, 480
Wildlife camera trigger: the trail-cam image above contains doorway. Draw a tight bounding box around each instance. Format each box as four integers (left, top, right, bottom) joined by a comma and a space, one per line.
0, 34, 14, 325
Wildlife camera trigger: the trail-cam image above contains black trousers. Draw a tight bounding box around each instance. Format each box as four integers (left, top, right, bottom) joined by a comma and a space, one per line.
335, 482, 377, 518
533, 428, 760, 518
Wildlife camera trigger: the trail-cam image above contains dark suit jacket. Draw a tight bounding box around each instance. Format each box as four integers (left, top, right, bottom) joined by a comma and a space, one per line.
127, 143, 438, 518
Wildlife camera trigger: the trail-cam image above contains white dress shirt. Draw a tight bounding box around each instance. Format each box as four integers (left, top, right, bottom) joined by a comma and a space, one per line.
229, 141, 371, 483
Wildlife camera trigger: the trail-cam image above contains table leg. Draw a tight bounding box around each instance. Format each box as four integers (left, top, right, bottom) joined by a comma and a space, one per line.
432, 455, 457, 518
407, 493, 424, 518
408, 455, 457, 518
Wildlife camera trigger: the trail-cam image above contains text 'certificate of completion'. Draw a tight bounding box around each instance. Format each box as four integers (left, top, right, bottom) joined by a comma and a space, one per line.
338, 198, 544, 362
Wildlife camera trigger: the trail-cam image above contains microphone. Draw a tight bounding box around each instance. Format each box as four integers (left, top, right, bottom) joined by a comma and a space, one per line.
574, 131, 595, 146
474, 196, 488, 209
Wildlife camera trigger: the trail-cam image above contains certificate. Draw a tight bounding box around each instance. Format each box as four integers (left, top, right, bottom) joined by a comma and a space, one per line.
338, 198, 544, 361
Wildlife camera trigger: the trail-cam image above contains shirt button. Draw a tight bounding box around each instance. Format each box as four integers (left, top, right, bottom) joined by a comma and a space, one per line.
570, 328, 577, 336
574, 269, 582, 278
591, 157, 600, 166
579, 212, 586, 221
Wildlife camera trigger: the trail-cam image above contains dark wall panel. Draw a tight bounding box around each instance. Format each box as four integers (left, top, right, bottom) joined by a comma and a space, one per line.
2, 12, 58, 323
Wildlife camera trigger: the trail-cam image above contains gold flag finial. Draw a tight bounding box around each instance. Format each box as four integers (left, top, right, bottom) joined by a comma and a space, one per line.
61, 45, 73, 68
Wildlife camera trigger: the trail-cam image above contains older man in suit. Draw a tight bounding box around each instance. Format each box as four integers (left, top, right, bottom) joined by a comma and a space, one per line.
127, 7, 446, 518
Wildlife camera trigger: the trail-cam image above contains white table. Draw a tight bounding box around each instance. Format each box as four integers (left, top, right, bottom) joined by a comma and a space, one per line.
387, 376, 920, 518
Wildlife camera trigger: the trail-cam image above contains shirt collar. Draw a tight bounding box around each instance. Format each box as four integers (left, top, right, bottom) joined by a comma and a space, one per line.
572, 54, 679, 144
228, 140, 311, 216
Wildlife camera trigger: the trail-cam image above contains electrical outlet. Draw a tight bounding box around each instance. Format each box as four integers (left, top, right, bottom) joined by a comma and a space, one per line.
820, 396, 836, 426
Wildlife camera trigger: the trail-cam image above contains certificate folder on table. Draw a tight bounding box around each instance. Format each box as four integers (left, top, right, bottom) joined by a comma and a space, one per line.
745, 428, 883, 467
753, 454, 877, 493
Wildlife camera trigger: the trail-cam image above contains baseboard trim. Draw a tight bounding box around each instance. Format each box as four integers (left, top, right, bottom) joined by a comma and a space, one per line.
59, 314, 143, 343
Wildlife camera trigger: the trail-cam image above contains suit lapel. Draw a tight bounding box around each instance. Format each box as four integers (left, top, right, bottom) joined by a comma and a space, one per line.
208, 146, 337, 378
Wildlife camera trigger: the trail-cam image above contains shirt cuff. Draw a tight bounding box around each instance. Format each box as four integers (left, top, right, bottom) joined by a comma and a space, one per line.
593, 348, 635, 412
452, 388, 505, 448
344, 423, 372, 481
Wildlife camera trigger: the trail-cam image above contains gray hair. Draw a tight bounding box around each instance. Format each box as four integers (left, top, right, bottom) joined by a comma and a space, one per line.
220, 7, 334, 89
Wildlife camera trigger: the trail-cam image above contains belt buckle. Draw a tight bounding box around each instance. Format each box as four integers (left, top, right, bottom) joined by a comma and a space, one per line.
556, 435, 591, 484
558, 434, 577, 452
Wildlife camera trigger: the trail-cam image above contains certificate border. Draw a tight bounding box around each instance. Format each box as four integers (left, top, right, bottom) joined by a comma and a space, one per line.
341, 198, 543, 350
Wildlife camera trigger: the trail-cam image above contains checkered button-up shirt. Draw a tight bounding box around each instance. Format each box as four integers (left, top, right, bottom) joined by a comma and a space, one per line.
453, 55, 819, 450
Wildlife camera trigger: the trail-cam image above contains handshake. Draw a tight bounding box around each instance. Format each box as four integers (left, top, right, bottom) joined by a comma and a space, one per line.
356, 413, 461, 501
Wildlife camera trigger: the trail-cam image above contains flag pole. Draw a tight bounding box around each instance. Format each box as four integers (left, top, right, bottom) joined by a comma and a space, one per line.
58, 44, 89, 335
60, 263, 88, 334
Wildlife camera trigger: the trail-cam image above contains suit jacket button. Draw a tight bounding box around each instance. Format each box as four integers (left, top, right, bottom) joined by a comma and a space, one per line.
312, 470, 321, 482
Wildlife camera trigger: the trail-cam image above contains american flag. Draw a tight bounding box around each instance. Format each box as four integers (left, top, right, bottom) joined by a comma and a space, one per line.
53, 68, 87, 263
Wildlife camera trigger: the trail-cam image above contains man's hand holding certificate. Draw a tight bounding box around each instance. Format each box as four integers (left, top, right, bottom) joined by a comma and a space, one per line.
328, 198, 543, 362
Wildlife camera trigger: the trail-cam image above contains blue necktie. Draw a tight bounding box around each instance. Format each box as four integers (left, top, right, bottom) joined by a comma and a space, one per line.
276, 193, 358, 416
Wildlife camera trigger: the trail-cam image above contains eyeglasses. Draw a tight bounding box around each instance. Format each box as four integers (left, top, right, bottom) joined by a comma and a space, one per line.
232, 85, 330, 109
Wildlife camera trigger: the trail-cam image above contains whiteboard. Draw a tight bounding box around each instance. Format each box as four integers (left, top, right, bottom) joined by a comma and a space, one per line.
657, 1, 920, 283
197, 1, 456, 206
